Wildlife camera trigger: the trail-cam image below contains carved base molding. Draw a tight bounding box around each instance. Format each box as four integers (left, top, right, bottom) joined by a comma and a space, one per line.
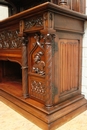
0, 89, 87, 130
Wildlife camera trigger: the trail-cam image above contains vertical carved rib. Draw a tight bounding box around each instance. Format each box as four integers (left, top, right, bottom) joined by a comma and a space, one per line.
21, 37, 29, 98
59, 40, 79, 94
44, 34, 53, 107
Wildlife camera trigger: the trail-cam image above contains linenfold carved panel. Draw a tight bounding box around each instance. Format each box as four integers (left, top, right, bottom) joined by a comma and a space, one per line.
59, 39, 79, 95
0, 30, 22, 49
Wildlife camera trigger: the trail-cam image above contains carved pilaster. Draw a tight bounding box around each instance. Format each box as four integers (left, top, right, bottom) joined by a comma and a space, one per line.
21, 36, 29, 98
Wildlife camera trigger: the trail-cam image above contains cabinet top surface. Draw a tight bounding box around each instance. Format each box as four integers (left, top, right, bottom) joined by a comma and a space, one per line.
0, 2, 87, 24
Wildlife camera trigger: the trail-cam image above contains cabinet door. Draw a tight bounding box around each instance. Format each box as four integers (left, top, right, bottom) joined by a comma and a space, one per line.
28, 34, 46, 104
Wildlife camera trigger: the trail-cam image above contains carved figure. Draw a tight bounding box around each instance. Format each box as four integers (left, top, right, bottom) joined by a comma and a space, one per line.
32, 51, 45, 75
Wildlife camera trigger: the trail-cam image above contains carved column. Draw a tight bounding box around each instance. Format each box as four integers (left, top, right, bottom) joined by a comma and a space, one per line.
21, 36, 29, 98
44, 34, 55, 107
19, 20, 29, 98
41, 12, 57, 107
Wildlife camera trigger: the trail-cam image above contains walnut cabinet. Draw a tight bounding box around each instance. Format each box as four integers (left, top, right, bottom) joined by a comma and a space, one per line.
0, 2, 87, 130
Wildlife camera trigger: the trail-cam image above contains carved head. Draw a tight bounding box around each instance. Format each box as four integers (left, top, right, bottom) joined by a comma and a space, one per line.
34, 51, 43, 63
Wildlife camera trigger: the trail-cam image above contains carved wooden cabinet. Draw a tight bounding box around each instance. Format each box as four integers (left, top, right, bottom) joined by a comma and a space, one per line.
0, 2, 87, 130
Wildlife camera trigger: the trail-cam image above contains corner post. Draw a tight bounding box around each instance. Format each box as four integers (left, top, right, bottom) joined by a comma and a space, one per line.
44, 34, 56, 107
41, 12, 57, 107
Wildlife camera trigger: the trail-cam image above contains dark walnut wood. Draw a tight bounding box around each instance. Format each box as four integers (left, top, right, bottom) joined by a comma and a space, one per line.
5, 0, 85, 14
0, 2, 87, 130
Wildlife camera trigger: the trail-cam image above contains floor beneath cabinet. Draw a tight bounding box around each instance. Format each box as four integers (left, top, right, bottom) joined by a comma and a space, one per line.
0, 101, 87, 130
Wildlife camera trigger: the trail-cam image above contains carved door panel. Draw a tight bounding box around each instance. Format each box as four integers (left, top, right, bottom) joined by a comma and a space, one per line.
58, 39, 80, 97
28, 34, 46, 103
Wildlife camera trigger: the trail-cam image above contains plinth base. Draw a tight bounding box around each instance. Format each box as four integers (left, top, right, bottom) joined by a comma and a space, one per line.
0, 89, 87, 130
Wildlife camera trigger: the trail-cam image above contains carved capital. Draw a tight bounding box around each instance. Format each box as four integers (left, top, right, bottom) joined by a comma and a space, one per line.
44, 34, 55, 45
44, 33, 58, 56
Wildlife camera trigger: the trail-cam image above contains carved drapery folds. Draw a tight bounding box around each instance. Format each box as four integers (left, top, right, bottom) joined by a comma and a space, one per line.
0, 30, 22, 49
59, 39, 79, 94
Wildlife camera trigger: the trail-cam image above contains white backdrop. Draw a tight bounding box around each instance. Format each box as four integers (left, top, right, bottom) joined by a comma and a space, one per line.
0, 5, 8, 20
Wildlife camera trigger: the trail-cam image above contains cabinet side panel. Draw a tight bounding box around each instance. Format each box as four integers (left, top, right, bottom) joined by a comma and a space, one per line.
59, 39, 80, 96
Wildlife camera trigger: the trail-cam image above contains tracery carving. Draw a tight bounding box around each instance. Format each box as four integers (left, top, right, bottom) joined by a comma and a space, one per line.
30, 80, 45, 101
31, 80, 45, 94
25, 16, 43, 30
0, 30, 22, 49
